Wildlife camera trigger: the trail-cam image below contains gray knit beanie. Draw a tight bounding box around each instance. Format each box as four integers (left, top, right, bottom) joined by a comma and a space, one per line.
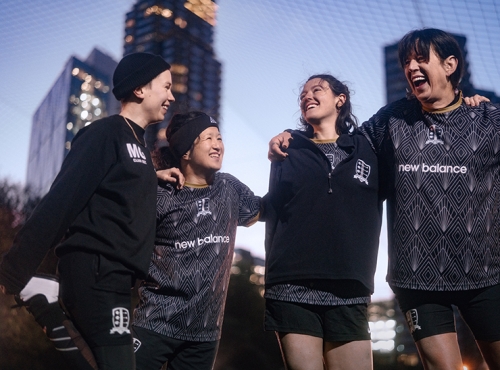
112, 53, 171, 100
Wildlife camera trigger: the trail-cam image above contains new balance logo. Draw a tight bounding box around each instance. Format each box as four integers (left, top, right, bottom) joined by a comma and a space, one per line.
126, 143, 147, 164
354, 159, 370, 185
405, 309, 422, 333
426, 125, 444, 145
399, 163, 467, 174
197, 198, 212, 216
326, 154, 335, 170
174, 234, 230, 249
110, 307, 130, 335
133, 338, 141, 352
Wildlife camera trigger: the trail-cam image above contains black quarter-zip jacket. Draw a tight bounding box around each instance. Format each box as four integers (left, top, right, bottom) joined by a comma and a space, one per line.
264, 130, 383, 293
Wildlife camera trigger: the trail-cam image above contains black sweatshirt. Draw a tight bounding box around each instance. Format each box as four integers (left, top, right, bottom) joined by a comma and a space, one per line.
0, 115, 157, 294
264, 130, 383, 293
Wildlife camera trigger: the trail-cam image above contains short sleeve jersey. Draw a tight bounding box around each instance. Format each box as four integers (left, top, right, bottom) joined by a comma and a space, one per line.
133, 172, 261, 341
361, 97, 500, 291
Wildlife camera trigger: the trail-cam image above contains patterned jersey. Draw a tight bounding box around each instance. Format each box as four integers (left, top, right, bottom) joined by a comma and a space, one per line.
265, 140, 370, 305
362, 96, 500, 291
315, 140, 349, 170
133, 172, 261, 341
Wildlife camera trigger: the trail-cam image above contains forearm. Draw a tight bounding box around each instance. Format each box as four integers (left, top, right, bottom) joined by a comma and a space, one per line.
0, 126, 114, 293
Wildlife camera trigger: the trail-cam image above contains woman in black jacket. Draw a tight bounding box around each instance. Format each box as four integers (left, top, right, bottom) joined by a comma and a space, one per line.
264, 74, 382, 370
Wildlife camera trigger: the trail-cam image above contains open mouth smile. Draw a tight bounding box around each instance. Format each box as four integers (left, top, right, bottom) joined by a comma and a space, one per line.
412, 76, 428, 88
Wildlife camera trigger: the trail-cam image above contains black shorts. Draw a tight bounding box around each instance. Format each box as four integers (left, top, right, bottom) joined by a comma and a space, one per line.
393, 284, 500, 342
132, 326, 219, 370
264, 299, 370, 342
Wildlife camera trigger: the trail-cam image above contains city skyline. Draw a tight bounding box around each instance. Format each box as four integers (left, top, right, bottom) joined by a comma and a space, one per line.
124, 0, 222, 148
26, 48, 119, 195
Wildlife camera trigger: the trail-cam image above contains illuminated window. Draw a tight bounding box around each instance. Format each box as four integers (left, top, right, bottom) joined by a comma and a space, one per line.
173, 83, 188, 94
170, 64, 189, 75
174, 17, 187, 29
369, 319, 396, 352
161, 9, 173, 18
144, 5, 166, 17
125, 35, 134, 43
81, 82, 90, 91
184, 0, 217, 26
126, 19, 135, 28
71, 68, 80, 76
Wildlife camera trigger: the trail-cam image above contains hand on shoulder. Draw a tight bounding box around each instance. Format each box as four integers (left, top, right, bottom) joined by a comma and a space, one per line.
156, 168, 185, 189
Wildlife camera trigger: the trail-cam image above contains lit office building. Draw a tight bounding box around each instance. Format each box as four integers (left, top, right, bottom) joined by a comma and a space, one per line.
123, 0, 222, 148
26, 49, 118, 196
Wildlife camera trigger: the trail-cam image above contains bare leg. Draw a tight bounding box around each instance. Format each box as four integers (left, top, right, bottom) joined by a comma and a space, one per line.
415, 333, 462, 370
324, 340, 372, 370
477, 340, 500, 370
277, 332, 324, 370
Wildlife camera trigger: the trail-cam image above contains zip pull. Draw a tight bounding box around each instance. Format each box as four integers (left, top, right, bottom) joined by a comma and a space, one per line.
328, 172, 333, 194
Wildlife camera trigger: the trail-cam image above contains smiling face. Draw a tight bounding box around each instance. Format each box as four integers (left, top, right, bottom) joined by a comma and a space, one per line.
183, 126, 224, 177
299, 78, 345, 127
141, 69, 175, 124
404, 46, 457, 109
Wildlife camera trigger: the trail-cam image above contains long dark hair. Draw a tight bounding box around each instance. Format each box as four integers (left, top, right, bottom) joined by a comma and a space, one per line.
152, 111, 207, 170
298, 74, 358, 136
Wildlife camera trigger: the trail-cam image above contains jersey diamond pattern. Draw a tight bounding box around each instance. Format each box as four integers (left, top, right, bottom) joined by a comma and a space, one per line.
362, 98, 500, 291
133, 172, 261, 341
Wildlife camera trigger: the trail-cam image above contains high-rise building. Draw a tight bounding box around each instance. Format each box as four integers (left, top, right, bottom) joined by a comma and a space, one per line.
26, 48, 119, 195
123, 0, 222, 148
384, 33, 499, 105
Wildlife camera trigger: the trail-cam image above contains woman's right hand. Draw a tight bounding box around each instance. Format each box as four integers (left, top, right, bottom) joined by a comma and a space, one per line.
156, 168, 185, 189
268, 131, 292, 162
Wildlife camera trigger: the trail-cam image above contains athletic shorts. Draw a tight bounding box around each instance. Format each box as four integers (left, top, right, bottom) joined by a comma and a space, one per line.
58, 251, 136, 370
264, 299, 370, 342
393, 284, 500, 342
132, 326, 219, 370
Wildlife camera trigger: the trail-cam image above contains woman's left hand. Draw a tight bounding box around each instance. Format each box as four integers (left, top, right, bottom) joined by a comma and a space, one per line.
464, 94, 490, 107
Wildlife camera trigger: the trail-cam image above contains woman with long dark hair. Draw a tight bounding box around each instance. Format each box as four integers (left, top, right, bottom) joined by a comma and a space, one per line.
264, 74, 382, 370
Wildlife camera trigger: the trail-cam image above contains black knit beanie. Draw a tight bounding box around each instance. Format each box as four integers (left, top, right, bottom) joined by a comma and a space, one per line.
112, 53, 171, 100
168, 113, 219, 161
